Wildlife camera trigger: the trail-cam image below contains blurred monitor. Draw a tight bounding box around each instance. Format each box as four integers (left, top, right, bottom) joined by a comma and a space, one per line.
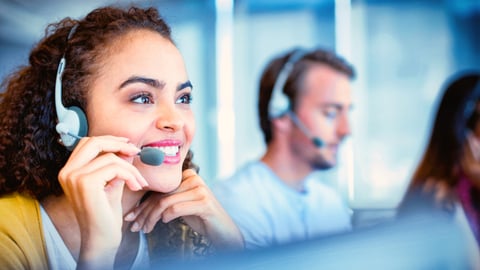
155, 212, 476, 270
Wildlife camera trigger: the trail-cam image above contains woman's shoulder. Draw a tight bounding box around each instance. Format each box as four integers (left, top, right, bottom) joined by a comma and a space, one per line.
0, 192, 40, 217
0, 192, 48, 269
0, 192, 43, 235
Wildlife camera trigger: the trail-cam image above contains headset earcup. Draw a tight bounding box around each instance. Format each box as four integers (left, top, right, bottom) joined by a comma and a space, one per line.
58, 106, 88, 151
268, 49, 307, 119
269, 90, 290, 119
69, 106, 88, 138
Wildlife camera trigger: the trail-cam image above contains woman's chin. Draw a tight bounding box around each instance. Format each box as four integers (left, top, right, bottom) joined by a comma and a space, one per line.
146, 173, 182, 193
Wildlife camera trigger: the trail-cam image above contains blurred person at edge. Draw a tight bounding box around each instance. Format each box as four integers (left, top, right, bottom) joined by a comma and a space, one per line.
398, 71, 480, 265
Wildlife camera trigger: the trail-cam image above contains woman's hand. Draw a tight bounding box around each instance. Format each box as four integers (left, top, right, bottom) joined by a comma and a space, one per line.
125, 169, 244, 251
421, 177, 456, 213
58, 136, 148, 268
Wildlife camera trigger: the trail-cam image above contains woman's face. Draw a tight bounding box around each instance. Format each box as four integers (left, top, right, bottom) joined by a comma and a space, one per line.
86, 29, 195, 193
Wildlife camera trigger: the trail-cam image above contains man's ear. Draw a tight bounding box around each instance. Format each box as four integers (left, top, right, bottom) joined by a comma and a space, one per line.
271, 115, 292, 133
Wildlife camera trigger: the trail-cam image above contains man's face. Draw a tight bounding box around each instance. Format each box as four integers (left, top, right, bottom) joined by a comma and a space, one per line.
289, 63, 352, 170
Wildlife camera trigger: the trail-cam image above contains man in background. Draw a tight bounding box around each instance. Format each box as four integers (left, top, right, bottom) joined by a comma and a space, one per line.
213, 47, 356, 249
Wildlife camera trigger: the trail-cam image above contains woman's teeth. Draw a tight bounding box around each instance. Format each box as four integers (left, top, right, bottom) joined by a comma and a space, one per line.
153, 146, 179, 156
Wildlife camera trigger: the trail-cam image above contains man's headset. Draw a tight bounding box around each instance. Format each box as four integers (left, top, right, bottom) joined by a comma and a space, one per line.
268, 49, 324, 148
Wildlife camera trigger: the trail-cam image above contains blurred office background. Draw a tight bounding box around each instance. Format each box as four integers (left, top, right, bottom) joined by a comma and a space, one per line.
1, 0, 479, 220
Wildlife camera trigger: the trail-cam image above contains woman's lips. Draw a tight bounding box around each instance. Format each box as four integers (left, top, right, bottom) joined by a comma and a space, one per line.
142, 140, 182, 165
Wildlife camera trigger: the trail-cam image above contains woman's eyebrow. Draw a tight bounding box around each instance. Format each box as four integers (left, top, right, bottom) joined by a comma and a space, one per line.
119, 76, 166, 89
178, 80, 193, 91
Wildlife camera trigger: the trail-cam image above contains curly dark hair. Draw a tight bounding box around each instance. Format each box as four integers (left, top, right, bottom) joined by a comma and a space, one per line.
0, 5, 198, 200
258, 47, 355, 144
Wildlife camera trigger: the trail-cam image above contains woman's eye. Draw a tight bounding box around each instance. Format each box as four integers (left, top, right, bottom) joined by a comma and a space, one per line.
176, 93, 193, 104
131, 93, 153, 104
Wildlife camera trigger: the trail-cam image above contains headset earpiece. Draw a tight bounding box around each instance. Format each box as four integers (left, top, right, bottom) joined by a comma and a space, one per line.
54, 26, 88, 150
55, 106, 88, 151
268, 49, 308, 119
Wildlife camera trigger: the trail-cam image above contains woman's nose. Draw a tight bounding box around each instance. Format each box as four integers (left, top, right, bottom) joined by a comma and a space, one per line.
155, 105, 184, 132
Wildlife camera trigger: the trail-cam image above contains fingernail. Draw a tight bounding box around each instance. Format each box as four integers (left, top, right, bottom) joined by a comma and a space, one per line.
131, 222, 140, 232
133, 183, 142, 191
118, 137, 130, 142
140, 176, 149, 188
125, 212, 135, 221
129, 142, 140, 150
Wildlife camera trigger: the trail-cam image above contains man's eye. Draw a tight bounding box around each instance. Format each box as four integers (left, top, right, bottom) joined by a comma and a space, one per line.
176, 93, 193, 104
131, 93, 153, 104
324, 110, 338, 119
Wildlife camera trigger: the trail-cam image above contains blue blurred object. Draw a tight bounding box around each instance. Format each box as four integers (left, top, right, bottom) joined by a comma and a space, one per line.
154, 212, 476, 270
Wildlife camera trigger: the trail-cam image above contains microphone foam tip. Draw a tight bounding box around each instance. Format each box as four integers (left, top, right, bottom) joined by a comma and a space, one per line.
140, 147, 164, 166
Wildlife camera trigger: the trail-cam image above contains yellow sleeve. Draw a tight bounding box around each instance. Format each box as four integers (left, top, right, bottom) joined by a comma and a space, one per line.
0, 193, 48, 270
0, 234, 30, 269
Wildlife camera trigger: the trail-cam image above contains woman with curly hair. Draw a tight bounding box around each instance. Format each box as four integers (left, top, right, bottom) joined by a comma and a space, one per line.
0, 4, 243, 269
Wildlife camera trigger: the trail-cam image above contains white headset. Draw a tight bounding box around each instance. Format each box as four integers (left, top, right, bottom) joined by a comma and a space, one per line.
268, 49, 308, 119
267, 49, 324, 148
54, 24, 88, 151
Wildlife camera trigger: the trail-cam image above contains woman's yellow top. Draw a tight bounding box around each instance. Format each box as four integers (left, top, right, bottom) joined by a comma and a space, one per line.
0, 192, 212, 269
0, 193, 48, 269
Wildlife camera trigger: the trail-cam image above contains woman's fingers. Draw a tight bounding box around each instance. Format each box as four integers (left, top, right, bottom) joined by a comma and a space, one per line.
124, 169, 244, 250
59, 136, 149, 191
66, 136, 141, 171
158, 175, 212, 223
422, 177, 454, 210
126, 169, 206, 232
61, 162, 146, 215
160, 199, 209, 223
60, 153, 148, 192
58, 135, 150, 243
126, 193, 167, 233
